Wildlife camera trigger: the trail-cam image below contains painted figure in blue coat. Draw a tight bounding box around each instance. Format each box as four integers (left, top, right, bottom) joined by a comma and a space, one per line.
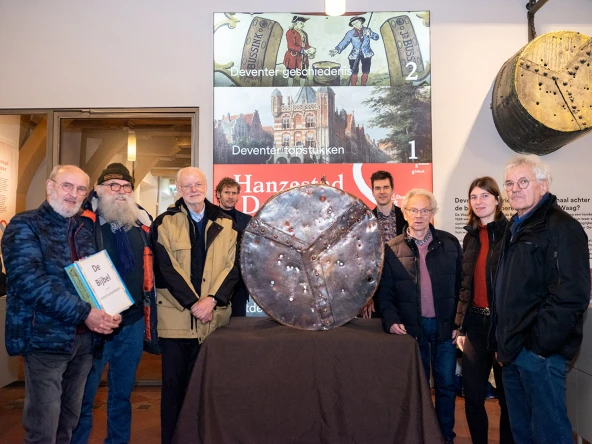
329, 16, 379, 86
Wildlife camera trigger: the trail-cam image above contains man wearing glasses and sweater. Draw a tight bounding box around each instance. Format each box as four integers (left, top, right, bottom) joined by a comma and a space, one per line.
376, 188, 462, 444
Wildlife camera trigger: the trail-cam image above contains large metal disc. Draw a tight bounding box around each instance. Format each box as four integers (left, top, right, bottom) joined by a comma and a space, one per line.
240, 184, 384, 330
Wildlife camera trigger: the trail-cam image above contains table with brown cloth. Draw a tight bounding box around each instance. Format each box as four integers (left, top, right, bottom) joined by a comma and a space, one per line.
173, 317, 443, 444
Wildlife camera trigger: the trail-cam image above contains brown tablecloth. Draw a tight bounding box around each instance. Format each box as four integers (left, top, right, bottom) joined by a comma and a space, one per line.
173, 318, 443, 444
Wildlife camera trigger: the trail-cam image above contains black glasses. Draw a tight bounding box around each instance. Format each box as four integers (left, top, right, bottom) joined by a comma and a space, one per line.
51, 179, 88, 196
503, 178, 532, 191
102, 182, 133, 193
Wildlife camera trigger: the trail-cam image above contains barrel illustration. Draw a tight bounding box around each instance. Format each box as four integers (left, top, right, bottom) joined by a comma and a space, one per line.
381, 15, 428, 86
312, 61, 341, 86
492, 31, 592, 155
239, 17, 283, 87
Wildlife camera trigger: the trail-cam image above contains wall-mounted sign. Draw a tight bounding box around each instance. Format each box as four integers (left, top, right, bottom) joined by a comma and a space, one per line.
213, 11, 432, 212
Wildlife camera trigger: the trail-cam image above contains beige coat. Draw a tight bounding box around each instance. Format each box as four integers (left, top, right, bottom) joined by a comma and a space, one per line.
152, 199, 238, 343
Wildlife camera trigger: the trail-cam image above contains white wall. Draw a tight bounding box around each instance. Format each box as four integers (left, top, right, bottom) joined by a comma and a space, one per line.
1, 0, 591, 233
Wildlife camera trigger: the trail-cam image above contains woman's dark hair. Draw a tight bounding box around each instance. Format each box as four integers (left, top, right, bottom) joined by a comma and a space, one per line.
467, 176, 503, 229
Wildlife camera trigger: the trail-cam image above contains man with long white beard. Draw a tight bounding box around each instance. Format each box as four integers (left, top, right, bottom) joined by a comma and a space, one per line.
3, 164, 121, 444
72, 163, 159, 444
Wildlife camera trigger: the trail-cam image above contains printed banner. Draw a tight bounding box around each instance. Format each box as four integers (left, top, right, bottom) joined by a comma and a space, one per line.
214, 12, 431, 89
213, 11, 432, 213
214, 163, 432, 214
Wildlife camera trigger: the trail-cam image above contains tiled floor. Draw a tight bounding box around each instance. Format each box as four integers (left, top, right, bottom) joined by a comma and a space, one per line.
0, 384, 506, 444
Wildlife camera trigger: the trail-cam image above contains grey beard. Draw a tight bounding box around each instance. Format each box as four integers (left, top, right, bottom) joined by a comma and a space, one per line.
98, 197, 139, 230
48, 191, 80, 218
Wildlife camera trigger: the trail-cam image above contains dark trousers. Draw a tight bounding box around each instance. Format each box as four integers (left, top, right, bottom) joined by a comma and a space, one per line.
462, 312, 514, 444
22, 332, 93, 444
161, 337, 200, 444
418, 317, 457, 441
349, 56, 372, 75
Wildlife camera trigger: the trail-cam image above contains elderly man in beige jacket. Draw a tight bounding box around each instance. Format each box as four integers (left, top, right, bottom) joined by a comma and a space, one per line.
152, 166, 239, 444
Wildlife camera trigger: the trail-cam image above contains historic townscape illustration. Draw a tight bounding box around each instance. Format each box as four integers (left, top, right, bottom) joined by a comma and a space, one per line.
213, 84, 431, 164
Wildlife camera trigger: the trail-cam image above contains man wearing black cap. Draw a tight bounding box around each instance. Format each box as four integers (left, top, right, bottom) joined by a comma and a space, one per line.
72, 163, 159, 444
283, 15, 316, 87
329, 16, 379, 86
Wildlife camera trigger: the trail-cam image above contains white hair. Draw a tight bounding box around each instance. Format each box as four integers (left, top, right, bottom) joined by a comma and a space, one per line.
401, 188, 439, 215
176, 167, 207, 186
504, 154, 552, 188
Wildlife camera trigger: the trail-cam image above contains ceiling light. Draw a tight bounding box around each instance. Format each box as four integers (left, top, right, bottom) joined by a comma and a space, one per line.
325, 0, 346, 16
127, 131, 136, 161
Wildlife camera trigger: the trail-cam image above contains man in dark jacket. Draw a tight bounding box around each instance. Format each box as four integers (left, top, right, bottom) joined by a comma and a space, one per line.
376, 188, 462, 444
215, 177, 251, 316
495, 154, 590, 443
2, 165, 120, 444
72, 163, 159, 444
363, 170, 406, 318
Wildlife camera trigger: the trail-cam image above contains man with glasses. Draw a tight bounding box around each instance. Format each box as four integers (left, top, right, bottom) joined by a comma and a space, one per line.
72, 163, 159, 444
2, 165, 121, 443
376, 188, 462, 444
152, 166, 239, 444
495, 154, 590, 443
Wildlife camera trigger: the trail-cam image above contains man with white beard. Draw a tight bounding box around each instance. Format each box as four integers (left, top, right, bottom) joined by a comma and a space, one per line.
3, 164, 121, 444
72, 163, 159, 444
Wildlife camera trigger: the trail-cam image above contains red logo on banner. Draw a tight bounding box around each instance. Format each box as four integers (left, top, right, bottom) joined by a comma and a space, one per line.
214, 163, 432, 214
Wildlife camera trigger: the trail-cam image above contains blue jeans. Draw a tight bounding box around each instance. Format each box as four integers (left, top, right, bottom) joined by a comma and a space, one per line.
71, 317, 144, 444
502, 347, 572, 444
418, 317, 457, 441
22, 332, 93, 444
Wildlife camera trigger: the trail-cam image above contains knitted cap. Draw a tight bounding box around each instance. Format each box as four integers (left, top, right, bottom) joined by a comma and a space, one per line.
97, 163, 134, 187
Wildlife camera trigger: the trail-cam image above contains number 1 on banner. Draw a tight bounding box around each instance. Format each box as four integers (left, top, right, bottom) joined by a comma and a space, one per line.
409, 140, 418, 160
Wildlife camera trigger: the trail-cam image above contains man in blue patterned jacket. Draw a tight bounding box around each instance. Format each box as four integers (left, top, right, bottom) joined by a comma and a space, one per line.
2, 165, 121, 444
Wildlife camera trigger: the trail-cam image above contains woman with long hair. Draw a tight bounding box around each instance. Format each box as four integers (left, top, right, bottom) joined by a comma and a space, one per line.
455, 176, 513, 444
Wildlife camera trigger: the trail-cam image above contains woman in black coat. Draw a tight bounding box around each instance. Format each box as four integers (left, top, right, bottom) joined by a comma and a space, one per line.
455, 176, 513, 444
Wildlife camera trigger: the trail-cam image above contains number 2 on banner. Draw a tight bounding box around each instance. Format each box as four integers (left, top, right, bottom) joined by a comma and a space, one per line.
409, 140, 418, 160
405, 62, 418, 81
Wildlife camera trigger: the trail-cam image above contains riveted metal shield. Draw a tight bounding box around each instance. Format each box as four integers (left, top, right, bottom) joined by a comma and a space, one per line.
240, 184, 384, 330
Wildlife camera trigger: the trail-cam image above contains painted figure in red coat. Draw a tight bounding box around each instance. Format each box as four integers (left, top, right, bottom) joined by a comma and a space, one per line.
283, 16, 316, 87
